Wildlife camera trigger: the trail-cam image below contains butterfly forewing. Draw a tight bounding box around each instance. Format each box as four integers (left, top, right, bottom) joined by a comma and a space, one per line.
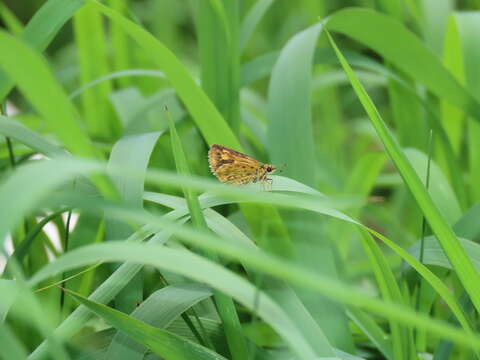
208, 144, 267, 185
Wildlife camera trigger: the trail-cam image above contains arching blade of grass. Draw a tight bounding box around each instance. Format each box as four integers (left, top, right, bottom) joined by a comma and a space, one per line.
0, 116, 68, 158
325, 8, 480, 120
0, 2, 23, 34
405, 148, 462, 224
65, 289, 228, 360
0, 0, 85, 101
11, 158, 471, 358
29, 239, 480, 353
0, 32, 94, 159
106, 284, 213, 360
267, 23, 320, 186
145, 193, 339, 358
106, 131, 162, 313
327, 32, 480, 313
89, 0, 240, 150
0, 31, 115, 199
45, 243, 321, 360
27, 176, 311, 360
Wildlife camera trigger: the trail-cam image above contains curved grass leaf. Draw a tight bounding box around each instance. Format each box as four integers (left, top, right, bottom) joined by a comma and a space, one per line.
0, 116, 68, 158
267, 23, 321, 186
106, 131, 162, 313
327, 32, 480, 315
65, 289, 227, 360
325, 8, 480, 119
409, 236, 480, 272
89, 0, 240, 150
105, 284, 213, 360
197, 0, 239, 131
11, 158, 472, 358
0, 3, 23, 34
108, 132, 162, 210
0, 0, 85, 100
404, 148, 461, 224
30, 240, 480, 352
144, 193, 339, 358
35, 243, 321, 360
0, 31, 95, 158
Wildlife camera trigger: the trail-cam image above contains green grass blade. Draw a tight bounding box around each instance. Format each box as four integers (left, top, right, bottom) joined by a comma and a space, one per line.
197, 1, 240, 132
105, 284, 212, 360
34, 243, 321, 360
347, 308, 392, 360
328, 32, 480, 313
267, 23, 320, 186
0, 32, 95, 159
240, 0, 275, 51
326, 8, 480, 119
106, 131, 162, 313
65, 289, 228, 360
90, 0, 240, 149
266, 22, 353, 350
73, 2, 118, 138
405, 148, 462, 224
0, 0, 85, 101
30, 240, 480, 353
455, 12, 480, 203
409, 236, 480, 271
11, 158, 472, 358
440, 15, 466, 156
0, 3, 23, 34
144, 193, 339, 358
108, 132, 162, 211
0, 323, 28, 360
167, 112, 207, 229
0, 116, 68, 158
108, 0, 131, 88
358, 230, 408, 360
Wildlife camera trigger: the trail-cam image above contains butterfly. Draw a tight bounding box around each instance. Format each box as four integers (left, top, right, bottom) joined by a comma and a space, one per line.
208, 144, 277, 186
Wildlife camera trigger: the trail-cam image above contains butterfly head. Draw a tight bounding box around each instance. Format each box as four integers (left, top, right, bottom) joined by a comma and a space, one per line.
263, 164, 276, 174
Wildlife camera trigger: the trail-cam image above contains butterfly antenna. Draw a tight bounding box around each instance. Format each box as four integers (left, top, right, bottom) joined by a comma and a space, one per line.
276, 163, 288, 174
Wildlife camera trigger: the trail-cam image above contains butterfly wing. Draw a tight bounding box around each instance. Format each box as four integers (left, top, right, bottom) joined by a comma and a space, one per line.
208, 144, 263, 184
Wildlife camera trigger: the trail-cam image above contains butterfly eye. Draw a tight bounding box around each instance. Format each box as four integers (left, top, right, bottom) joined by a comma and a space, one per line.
266, 166, 273, 172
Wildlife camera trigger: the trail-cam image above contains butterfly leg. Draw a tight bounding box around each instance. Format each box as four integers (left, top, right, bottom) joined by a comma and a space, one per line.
265, 178, 273, 191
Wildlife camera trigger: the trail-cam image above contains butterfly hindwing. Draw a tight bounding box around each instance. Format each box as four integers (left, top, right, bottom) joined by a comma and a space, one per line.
208, 144, 265, 184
